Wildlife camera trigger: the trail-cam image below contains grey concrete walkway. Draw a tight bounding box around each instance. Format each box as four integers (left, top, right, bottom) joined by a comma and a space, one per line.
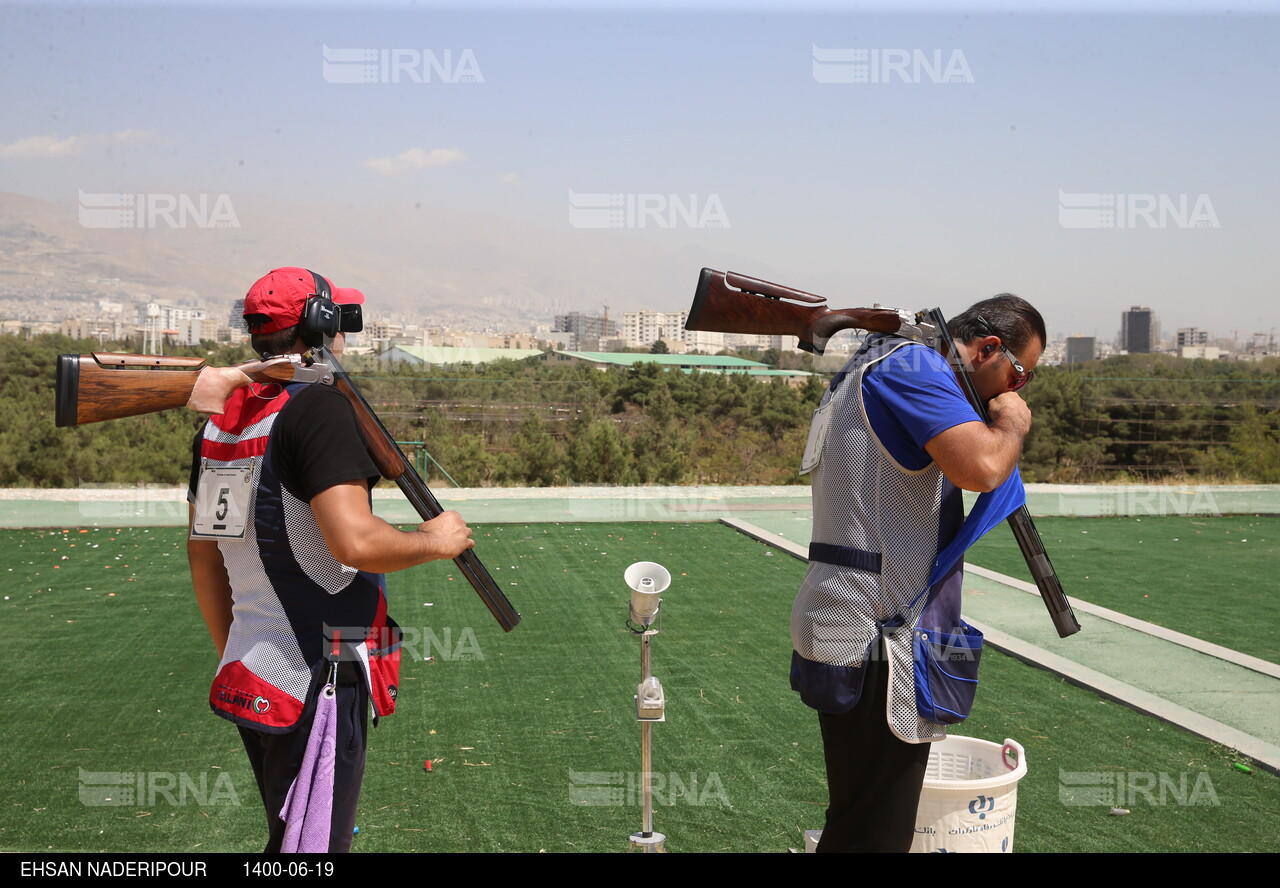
8, 482, 1275, 528
4, 483, 1278, 772
728, 518, 1280, 775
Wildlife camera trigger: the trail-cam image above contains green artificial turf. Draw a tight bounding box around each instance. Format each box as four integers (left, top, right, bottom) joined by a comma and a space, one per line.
967, 515, 1280, 663
0, 522, 1275, 853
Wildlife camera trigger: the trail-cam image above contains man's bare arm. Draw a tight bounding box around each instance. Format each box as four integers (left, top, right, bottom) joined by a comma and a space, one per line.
187, 505, 234, 658
925, 391, 1032, 492
311, 480, 475, 573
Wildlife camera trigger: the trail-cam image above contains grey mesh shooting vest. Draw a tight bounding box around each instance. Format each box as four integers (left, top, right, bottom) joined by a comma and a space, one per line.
791, 335, 966, 743
194, 383, 391, 732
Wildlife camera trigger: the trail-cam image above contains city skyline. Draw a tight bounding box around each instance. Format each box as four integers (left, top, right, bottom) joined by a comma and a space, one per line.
1, 1, 1275, 341
23, 284, 1271, 363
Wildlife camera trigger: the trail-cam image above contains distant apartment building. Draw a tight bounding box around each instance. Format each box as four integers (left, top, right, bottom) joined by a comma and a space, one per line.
428, 330, 545, 351
134, 301, 206, 347
171, 317, 205, 345
213, 325, 247, 344
623, 310, 724, 353
1177, 328, 1219, 359
135, 302, 204, 330
623, 310, 679, 348
536, 326, 572, 349
382, 345, 544, 368
364, 320, 405, 344
719, 332, 807, 353
1177, 327, 1209, 347
1065, 335, 1096, 364
1245, 332, 1276, 357
491, 333, 543, 350
1120, 306, 1156, 353
553, 311, 618, 350
61, 317, 127, 343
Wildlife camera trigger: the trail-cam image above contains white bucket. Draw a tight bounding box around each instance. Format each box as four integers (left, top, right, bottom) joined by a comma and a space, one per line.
910, 736, 1027, 853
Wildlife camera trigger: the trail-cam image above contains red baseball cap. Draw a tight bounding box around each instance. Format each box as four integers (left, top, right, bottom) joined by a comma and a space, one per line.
243, 267, 365, 334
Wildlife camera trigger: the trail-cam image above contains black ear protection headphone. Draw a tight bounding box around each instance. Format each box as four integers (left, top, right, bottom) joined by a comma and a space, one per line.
299, 270, 363, 348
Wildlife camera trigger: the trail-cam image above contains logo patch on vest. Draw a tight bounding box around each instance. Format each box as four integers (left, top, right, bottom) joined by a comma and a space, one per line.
216, 684, 273, 715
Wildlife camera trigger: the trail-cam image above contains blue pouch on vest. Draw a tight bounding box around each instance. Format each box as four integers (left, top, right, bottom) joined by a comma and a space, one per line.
790, 645, 873, 715
912, 621, 983, 724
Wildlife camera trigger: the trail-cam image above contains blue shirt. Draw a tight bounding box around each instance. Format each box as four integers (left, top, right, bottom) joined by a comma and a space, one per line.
860, 342, 981, 470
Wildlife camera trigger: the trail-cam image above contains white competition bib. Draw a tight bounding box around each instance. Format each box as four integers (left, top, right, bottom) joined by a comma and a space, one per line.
799, 401, 832, 476
191, 462, 255, 539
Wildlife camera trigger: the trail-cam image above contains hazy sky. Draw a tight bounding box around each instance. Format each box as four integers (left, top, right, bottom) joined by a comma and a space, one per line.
1, 0, 1276, 341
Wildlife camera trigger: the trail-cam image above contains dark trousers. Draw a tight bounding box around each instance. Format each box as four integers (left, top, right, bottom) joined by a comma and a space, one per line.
815, 651, 931, 853
238, 662, 369, 853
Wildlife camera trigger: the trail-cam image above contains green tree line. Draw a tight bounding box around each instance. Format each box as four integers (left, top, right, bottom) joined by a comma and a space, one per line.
2, 333, 1277, 488
1021, 355, 1280, 482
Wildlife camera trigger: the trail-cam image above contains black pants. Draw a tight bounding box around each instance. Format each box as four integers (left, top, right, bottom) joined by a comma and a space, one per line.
815, 651, 931, 853
238, 661, 369, 853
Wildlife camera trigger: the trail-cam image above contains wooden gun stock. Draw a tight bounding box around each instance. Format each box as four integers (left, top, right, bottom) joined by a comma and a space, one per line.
685, 268, 904, 355
55, 352, 308, 427
682, 270, 1080, 639
55, 349, 521, 633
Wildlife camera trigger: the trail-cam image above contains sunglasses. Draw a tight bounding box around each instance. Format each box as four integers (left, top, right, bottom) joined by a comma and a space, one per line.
977, 315, 1035, 392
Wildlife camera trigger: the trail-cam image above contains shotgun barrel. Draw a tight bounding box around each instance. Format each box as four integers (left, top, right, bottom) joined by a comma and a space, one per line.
682, 269, 1080, 638
54, 348, 521, 632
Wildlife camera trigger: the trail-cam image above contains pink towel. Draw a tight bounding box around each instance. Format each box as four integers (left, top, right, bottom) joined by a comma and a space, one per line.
279, 685, 337, 853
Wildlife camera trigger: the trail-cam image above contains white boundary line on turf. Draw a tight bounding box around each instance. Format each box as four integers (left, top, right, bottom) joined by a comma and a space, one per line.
721, 516, 1280, 774
963, 564, 1280, 681
965, 618, 1280, 775
720, 517, 1280, 682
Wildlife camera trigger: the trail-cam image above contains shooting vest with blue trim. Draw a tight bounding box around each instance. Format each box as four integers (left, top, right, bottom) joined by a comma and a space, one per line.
790, 335, 966, 743
194, 382, 389, 733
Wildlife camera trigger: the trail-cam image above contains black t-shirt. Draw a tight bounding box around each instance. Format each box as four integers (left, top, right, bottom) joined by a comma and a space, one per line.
189, 384, 382, 503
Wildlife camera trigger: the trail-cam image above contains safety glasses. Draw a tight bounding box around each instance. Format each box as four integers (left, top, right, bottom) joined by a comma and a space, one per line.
977, 315, 1035, 392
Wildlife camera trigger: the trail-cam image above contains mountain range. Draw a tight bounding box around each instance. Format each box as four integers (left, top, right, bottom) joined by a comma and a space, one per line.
0, 191, 750, 332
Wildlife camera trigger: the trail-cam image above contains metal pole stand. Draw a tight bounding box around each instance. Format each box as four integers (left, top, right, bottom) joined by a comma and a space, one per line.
629, 830, 667, 853
624, 562, 670, 853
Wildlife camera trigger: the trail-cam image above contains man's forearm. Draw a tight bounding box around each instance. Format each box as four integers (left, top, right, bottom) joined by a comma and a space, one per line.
926, 394, 1031, 492
188, 535, 234, 658
982, 390, 1032, 482
311, 481, 475, 573
978, 419, 1028, 487
324, 513, 472, 573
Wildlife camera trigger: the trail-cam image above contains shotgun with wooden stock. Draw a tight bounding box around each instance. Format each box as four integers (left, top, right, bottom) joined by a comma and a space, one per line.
55, 348, 522, 632
685, 268, 909, 354
686, 267, 1080, 638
